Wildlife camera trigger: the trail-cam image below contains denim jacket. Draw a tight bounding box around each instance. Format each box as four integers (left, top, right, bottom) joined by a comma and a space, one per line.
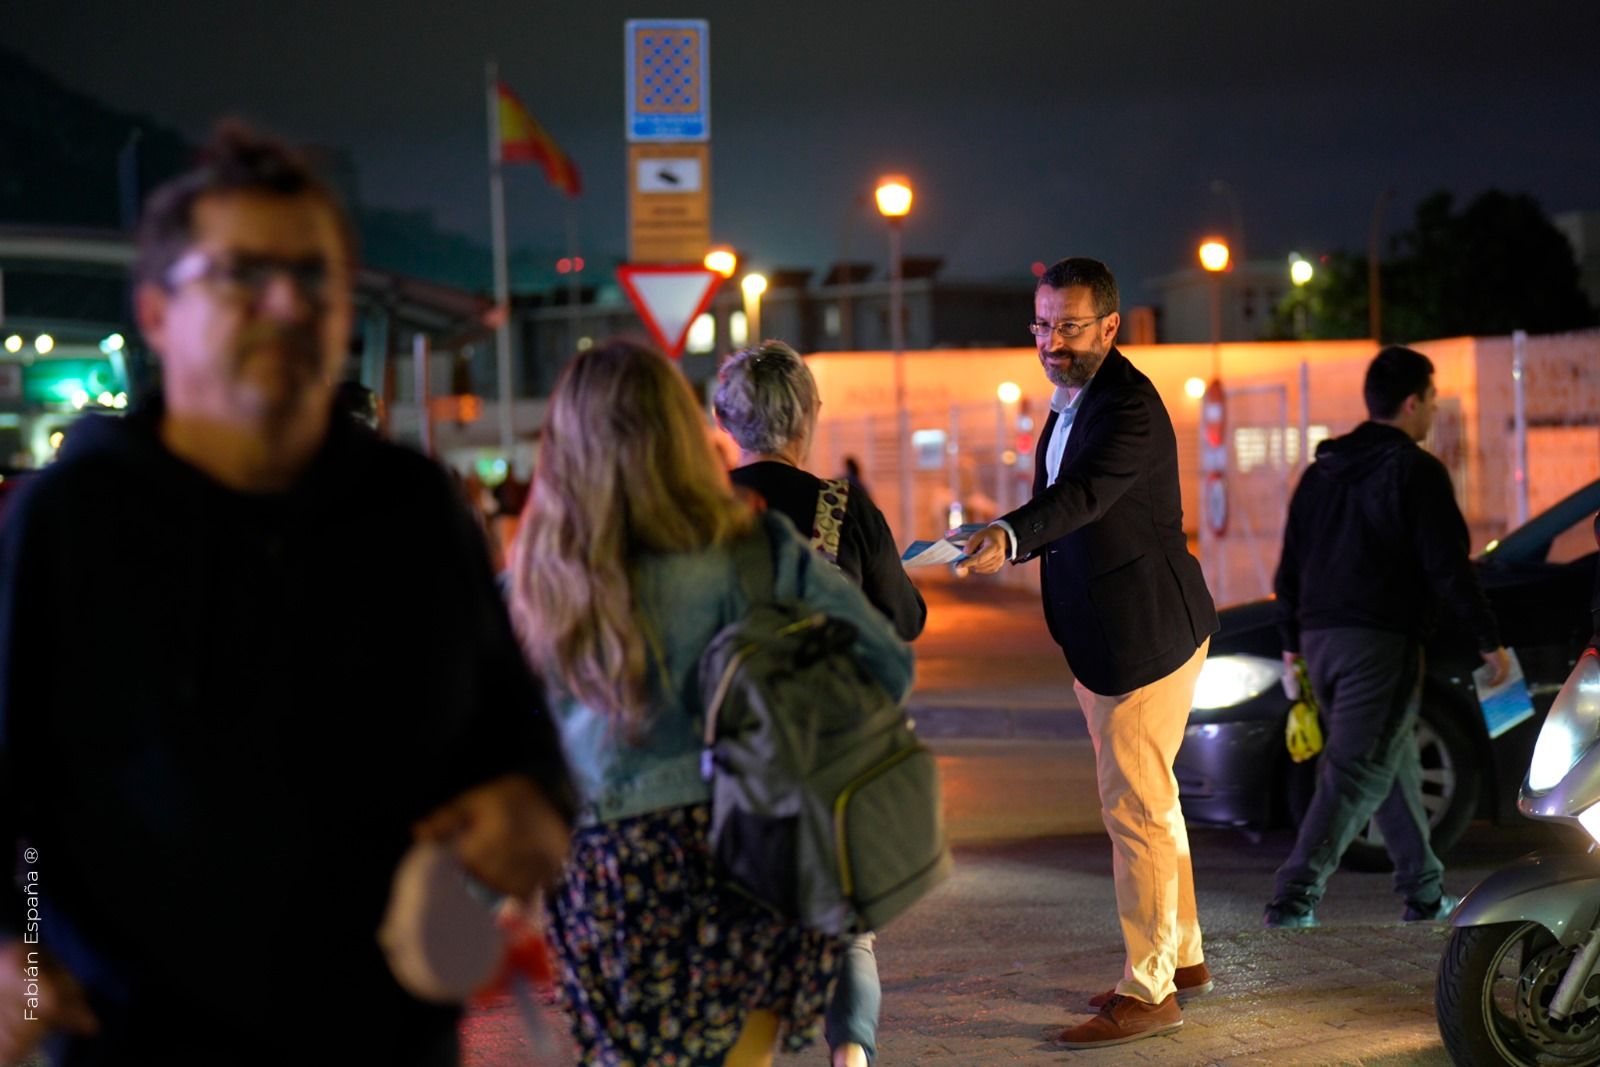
552, 513, 915, 827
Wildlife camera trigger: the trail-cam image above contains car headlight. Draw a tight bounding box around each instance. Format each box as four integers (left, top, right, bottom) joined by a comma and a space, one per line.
1528, 651, 1600, 793
1192, 654, 1283, 710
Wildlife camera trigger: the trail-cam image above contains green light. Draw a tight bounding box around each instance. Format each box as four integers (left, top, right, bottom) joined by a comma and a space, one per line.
22, 359, 128, 407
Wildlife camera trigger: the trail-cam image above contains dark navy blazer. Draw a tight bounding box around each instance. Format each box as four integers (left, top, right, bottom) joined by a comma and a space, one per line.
1003, 348, 1218, 695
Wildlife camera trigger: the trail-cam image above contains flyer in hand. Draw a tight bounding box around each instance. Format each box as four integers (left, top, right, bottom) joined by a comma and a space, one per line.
901, 523, 990, 569
1473, 649, 1536, 739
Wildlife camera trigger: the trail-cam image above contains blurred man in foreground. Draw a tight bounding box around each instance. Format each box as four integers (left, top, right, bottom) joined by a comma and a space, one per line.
0, 124, 574, 1065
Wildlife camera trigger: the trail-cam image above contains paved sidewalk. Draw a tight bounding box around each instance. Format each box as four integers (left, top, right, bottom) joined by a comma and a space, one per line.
463, 824, 1475, 1066
460, 578, 1483, 1065
873, 916, 1450, 1065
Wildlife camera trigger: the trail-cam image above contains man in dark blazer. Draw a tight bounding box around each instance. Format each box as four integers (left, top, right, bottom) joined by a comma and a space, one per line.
965, 257, 1218, 1049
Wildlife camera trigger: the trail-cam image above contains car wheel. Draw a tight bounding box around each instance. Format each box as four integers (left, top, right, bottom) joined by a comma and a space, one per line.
1285, 694, 1481, 872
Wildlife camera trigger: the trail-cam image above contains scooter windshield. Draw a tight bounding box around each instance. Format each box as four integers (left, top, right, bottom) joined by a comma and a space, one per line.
1527, 650, 1600, 794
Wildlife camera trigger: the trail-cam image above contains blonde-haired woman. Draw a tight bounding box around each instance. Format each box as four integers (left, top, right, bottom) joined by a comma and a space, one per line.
512, 339, 913, 1066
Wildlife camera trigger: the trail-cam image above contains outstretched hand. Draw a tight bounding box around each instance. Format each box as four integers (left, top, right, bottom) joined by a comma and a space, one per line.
1479, 646, 1512, 688
962, 527, 1008, 575
413, 774, 572, 900
1281, 652, 1303, 701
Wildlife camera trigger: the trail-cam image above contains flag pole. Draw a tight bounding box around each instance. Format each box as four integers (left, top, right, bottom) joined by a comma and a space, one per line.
565, 199, 581, 354
486, 59, 516, 469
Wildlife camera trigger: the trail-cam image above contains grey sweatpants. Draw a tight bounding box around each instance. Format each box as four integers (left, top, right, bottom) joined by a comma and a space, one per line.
1271, 628, 1445, 909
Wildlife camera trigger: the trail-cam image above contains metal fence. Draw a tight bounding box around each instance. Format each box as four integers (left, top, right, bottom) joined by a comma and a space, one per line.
808, 330, 1600, 603
1203, 328, 1600, 606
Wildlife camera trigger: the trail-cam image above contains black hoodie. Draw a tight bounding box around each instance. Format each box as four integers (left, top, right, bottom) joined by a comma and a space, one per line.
0, 400, 575, 1064
1275, 420, 1500, 654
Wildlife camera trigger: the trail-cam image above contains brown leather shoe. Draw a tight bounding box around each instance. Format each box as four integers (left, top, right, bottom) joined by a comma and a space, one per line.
1055, 992, 1182, 1049
1087, 962, 1214, 1009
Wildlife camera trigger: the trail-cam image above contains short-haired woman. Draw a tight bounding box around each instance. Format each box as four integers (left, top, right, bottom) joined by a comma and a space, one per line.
715, 340, 926, 1066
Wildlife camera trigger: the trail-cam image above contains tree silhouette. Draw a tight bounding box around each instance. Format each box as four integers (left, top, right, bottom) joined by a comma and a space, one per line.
1274, 190, 1596, 341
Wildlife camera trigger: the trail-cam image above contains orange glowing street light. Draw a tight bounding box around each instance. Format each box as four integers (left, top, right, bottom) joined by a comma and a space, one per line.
740, 272, 768, 342
874, 176, 913, 218
1198, 237, 1230, 366
875, 175, 914, 540
1198, 238, 1231, 273
704, 246, 738, 279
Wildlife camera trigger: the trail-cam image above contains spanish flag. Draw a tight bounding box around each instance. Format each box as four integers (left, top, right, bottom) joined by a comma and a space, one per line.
496, 82, 581, 198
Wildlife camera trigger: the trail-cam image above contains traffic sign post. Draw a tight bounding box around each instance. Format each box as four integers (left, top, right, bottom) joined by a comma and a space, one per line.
616, 265, 724, 358
1199, 377, 1229, 599
625, 20, 710, 142
624, 19, 714, 265
1204, 471, 1228, 537
627, 143, 711, 264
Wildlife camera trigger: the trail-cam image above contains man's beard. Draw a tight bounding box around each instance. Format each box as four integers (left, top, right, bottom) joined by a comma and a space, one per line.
230, 324, 331, 414
1041, 345, 1106, 388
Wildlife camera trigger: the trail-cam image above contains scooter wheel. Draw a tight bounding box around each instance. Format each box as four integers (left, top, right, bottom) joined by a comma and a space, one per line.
1437, 921, 1600, 1066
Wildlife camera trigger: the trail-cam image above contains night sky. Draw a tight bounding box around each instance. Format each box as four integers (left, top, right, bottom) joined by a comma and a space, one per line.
12, 1, 1600, 304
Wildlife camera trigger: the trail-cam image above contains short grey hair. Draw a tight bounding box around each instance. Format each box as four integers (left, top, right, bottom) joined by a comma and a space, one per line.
713, 340, 819, 455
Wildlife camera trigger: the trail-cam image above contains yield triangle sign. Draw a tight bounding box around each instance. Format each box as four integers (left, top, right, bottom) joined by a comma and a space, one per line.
616, 264, 725, 357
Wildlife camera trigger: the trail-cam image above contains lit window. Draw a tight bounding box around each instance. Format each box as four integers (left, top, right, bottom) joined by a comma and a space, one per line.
912, 429, 946, 470
1234, 427, 1268, 473
729, 311, 748, 347
686, 313, 715, 354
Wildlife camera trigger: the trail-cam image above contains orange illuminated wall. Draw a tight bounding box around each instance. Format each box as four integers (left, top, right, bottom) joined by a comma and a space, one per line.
804, 333, 1599, 603
806, 340, 1376, 539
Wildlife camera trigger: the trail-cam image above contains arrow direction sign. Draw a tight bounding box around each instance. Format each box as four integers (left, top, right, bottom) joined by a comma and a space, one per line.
637, 157, 702, 192
616, 264, 724, 358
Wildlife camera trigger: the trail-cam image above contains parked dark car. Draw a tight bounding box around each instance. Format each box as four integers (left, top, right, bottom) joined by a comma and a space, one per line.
1177, 479, 1600, 869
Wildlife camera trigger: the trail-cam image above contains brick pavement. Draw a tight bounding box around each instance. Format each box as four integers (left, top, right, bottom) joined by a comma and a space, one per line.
871, 921, 1453, 1066
462, 868, 1463, 1067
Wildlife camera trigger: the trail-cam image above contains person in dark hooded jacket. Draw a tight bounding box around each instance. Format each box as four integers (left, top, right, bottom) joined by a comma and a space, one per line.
1264, 346, 1509, 929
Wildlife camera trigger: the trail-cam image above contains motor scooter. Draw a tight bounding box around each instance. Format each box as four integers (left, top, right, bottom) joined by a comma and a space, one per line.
1436, 643, 1600, 1065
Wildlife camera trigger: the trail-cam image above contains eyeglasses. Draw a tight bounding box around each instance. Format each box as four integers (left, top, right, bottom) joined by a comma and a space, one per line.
165, 250, 337, 303
1028, 314, 1107, 341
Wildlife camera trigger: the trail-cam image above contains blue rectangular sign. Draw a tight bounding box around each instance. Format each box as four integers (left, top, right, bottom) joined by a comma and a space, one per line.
625, 19, 710, 142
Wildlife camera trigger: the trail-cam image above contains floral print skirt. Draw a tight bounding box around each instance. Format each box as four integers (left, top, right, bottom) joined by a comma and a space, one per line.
546, 803, 843, 1065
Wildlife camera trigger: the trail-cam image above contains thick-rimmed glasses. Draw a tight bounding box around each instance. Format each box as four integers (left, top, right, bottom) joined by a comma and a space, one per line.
1028, 314, 1107, 341
166, 249, 337, 304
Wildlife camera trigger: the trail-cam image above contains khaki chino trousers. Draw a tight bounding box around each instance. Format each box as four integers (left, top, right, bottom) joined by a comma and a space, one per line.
1072, 638, 1209, 1005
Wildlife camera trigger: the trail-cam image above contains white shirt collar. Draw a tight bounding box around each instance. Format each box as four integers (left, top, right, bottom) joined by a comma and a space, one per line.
1049, 378, 1093, 415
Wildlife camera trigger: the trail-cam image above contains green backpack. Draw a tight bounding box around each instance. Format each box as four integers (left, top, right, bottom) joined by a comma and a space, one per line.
699, 526, 951, 936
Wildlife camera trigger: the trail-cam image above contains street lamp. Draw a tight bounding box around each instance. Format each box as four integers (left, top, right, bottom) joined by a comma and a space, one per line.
876, 175, 914, 540
704, 246, 738, 279
1198, 237, 1229, 375
1198, 239, 1230, 274
1208, 179, 1246, 269
1289, 253, 1314, 339
1197, 238, 1231, 601
740, 272, 768, 345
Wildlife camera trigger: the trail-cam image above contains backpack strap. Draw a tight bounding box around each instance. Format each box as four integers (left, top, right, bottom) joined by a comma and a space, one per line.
810, 478, 850, 566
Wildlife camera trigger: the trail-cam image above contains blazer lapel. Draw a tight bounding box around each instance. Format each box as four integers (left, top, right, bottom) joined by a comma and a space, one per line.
1058, 349, 1129, 468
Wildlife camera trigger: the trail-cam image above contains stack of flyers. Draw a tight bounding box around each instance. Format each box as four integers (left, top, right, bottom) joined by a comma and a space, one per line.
901, 523, 990, 569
